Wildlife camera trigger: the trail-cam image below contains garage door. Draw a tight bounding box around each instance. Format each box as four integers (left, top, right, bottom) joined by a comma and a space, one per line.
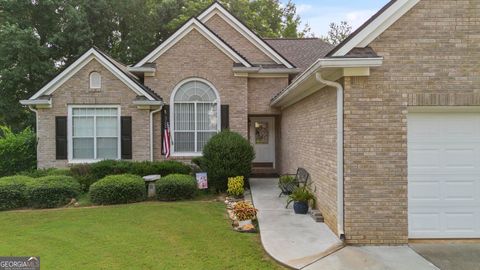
408, 112, 480, 238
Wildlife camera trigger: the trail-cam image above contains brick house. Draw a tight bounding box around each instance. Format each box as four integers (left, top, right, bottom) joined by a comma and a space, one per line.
22, 0, 479, 244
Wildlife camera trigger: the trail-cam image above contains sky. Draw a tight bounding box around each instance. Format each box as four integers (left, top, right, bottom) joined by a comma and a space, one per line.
286, 0, 390, 37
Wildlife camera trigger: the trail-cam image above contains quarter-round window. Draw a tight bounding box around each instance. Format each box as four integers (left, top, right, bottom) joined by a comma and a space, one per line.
171, 79, 220, 154
89, 72, 101, 89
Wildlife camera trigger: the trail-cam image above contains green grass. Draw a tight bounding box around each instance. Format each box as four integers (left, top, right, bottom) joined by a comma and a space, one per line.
0, 201, 283, 270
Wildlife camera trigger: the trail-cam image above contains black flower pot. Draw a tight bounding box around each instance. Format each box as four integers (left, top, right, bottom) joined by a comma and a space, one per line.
293, 201, 309, 214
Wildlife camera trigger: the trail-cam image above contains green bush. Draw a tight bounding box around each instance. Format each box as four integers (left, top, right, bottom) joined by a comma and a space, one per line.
69, 164, 95, 192
26, 175, 81, 208
70, 160, 191, 191
129, 160, 192, 176
191, 157, 206, 170
20, 168, 71, 178
0, 176, 32, 210
89, 174, 146, 205
156, 174, 197, 201
202, 131, 255, 192
0, 126, 36, 177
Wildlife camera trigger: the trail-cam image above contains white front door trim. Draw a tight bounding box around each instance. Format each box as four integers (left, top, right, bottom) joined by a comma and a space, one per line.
249, 117, 275, 168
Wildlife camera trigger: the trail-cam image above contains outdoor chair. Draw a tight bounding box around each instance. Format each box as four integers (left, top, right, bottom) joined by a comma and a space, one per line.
278, 167, 310, 197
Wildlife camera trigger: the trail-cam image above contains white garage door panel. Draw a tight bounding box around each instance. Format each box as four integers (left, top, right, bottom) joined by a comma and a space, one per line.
408, 112, 480, 238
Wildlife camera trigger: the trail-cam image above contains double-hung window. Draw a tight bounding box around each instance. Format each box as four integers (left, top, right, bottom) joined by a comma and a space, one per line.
69, 106, 120, 161
172, 80, 220, 155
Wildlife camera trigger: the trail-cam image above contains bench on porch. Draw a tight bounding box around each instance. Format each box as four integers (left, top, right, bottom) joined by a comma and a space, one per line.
278, 167, 310, 197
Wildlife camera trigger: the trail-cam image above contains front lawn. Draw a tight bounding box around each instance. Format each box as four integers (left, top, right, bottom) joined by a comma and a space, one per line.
0, 201, 282, 270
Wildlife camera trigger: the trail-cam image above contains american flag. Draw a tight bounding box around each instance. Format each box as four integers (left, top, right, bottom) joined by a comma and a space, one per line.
163, 122, 171, 158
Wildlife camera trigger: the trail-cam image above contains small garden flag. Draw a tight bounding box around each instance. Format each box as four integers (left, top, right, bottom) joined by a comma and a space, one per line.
196, 173, 208, 189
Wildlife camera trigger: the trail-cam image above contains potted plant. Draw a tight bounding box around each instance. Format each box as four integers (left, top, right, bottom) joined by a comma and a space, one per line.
286, 186, 316, 214
233, 201, 257, 226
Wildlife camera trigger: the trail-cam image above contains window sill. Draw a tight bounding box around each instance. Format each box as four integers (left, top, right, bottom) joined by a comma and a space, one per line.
170, 152, 202, 157
68, 158, 120, 164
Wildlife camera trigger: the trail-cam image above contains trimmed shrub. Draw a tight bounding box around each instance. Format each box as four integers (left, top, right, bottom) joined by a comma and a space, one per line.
70, 160, 191, 191
69, 164, 95, 192
89, 174, 146, 205
0, 126, 36, 177
20, 168, 71, 178
0, 176, 32, 210
191, 157, 206, 170
202, 131, 255, 192
156, 174, 197, 201
129, 160, 192, 176
26, 175, 81, 208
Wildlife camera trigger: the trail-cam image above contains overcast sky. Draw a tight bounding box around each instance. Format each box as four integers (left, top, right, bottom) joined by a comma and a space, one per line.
286, 0, 390, 37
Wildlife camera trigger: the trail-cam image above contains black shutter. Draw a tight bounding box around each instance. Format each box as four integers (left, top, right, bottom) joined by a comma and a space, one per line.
55, 116, 67, 160
221, 105, 229, 130
121, 116, 132, 159
161, 105, 169, 155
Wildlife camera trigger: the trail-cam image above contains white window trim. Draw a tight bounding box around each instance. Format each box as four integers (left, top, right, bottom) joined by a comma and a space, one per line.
67, 105, 121, 163
170, 78, 221, 157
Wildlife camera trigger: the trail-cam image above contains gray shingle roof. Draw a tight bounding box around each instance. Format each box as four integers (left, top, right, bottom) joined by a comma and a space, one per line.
340, 47, 379, 58
264, 38, 334, 71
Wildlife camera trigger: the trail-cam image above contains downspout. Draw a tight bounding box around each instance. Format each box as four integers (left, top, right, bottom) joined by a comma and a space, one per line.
27, 105, 39, 169
150, 106, 163, 161
315, 72, 345, 240
27, 106, 39, 138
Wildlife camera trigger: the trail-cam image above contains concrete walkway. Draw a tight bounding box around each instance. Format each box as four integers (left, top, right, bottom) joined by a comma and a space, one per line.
250, 178, 439, 270
304, 246, 439, 270
250, 178, 343, 269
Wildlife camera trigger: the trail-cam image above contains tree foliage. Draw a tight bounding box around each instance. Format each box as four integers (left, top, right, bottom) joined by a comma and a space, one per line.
0, 0, 311, 131
321, 21, 353, 45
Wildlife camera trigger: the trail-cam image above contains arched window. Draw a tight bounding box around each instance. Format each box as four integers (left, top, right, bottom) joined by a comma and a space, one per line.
89, 72, 101, 89
171, 79, 220, 154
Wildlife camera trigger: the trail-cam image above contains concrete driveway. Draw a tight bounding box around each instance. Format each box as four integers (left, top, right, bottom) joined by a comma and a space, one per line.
411, 243, 480, 270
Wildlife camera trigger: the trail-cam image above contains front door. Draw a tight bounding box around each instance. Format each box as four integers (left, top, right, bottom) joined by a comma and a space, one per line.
249, 117, 275, 167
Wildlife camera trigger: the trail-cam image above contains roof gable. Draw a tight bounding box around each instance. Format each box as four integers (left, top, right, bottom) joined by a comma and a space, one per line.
327, 0, 420, 57
30, 48, 159, 101
197, 2, 294, 68
134, 18, 251, 67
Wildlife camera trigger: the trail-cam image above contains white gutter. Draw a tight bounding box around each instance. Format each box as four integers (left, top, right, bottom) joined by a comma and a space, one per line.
271, 57, 383, 106
232, 66, 301, 74
127, 66, 156, 73
316, 72, 345, 240
133, 100, 163, 106
150, 106, 163, 161
27, 106, 39, 138
20, 99, 52, 107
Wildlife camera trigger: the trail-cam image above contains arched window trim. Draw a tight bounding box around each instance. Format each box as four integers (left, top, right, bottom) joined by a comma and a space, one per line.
169, 78, 221, 156
89, 71, 102, 89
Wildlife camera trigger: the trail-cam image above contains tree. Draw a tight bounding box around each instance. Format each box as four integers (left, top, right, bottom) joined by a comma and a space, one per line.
0, 0, 310, 131
281, 0, 312, 38
321, 21, 352, 45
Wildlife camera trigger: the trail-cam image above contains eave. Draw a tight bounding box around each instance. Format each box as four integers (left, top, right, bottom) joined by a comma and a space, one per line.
271, 57, 383, 108
20, 98, 52, 108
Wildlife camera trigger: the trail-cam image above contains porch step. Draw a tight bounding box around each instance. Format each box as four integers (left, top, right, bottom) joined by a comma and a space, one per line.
251, 166, 278, 178
309, 209, 325, 223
